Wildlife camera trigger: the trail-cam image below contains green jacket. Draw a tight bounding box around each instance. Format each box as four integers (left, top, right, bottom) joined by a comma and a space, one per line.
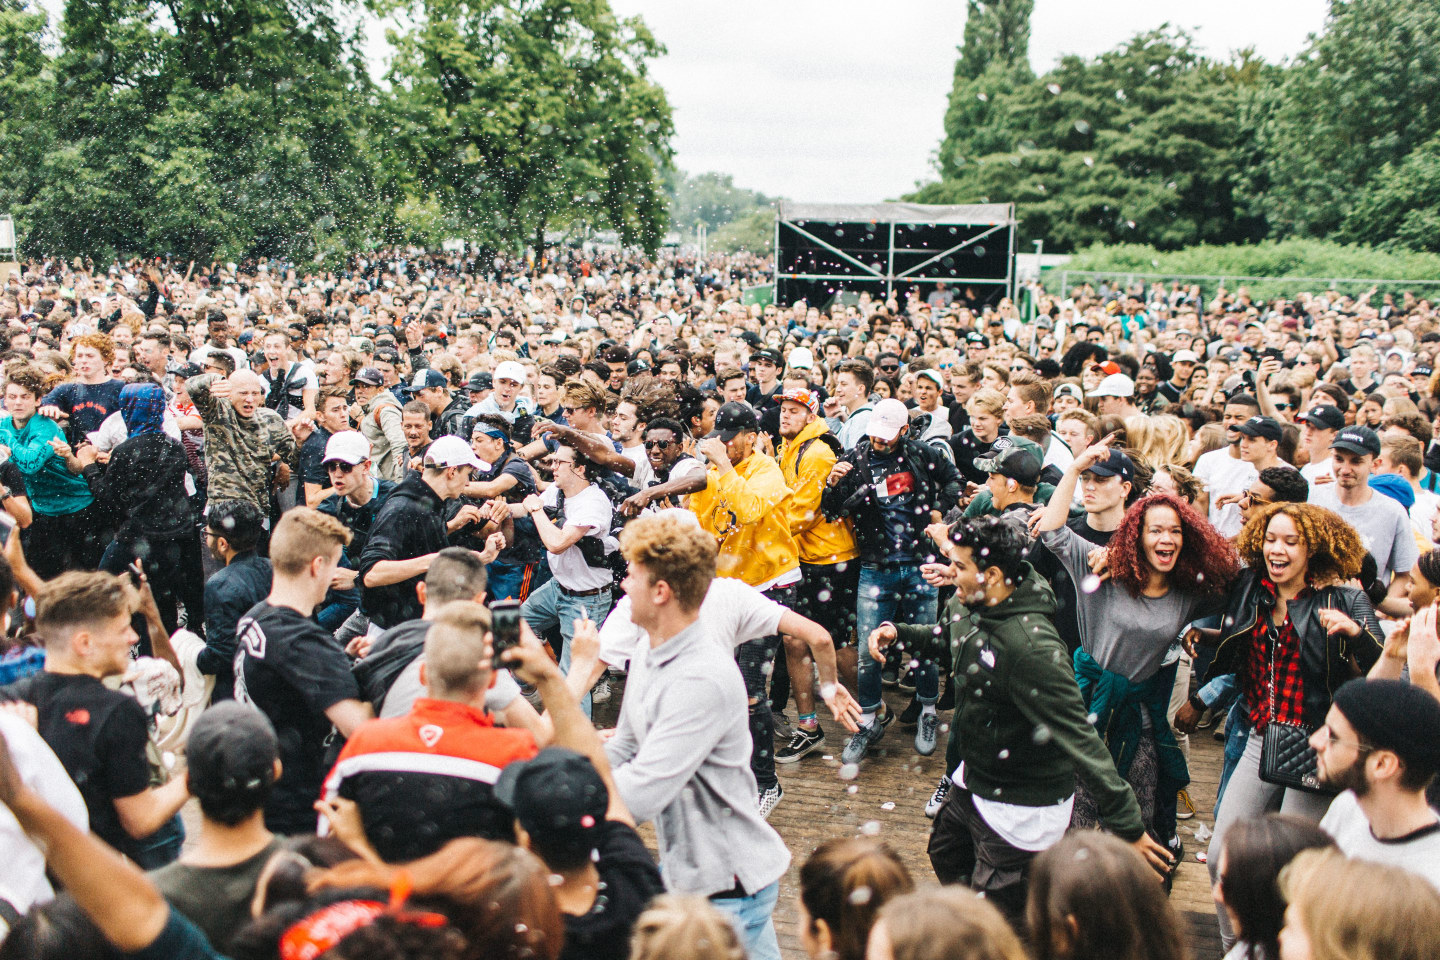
893, 564, 1144, 840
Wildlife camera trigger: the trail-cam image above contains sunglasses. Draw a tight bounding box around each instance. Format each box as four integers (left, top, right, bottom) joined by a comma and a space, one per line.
644, 439, 676, 450
326, 461, 360, 474
879, 364, 899, 372
561, 406, 580, 415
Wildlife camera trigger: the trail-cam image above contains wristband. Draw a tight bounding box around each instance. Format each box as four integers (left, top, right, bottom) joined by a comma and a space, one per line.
1187, 693, 1206, 713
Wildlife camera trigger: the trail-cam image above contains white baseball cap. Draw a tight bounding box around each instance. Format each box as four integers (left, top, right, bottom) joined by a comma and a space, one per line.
1089, 373, 1136, 398
493, 360, 528, 385
787, 346, 815, 370
322, 431, 371, 466
424, 435, 483, 471
867, 399, 910, 442
1173, 350, 1200, 364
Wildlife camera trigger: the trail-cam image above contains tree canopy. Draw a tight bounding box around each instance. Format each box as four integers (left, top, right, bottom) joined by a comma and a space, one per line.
0, 0, 675, 261
914, 0, 1440, 254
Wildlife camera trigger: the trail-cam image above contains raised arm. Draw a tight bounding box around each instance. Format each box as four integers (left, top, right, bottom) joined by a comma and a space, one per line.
1036, 432, 1114, 534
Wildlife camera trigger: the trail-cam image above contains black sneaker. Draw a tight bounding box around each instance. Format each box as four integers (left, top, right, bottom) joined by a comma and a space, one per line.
775, 725, 824, 764
897, 665, 917, 692
898, 696, 922, 727
881, 662, 899, 688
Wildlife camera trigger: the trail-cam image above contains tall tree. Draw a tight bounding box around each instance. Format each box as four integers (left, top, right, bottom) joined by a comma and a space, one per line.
1250, 0, 1440, 240
387, 0, 674, 253
956, 0, 1033, 80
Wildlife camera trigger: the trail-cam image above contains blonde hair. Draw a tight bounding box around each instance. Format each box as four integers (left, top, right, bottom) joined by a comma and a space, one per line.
875, 888, 1027, 960
628, 895, 745, 960
269, 507, 351, 576
619, 514, 717, 611
966, 387, 1006, 417
1188, 422, 1228, 465
1280, 848, 1440, 960
1125, 414, 1188, 466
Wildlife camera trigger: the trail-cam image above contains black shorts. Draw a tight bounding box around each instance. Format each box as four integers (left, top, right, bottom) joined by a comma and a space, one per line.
795, 560, 860, 646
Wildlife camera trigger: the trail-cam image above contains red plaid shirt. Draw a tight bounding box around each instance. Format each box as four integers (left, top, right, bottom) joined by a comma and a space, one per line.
1242, 579, 1307, 733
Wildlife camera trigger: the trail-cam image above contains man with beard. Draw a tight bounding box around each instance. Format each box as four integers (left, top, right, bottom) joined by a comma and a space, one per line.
1315, 675, 1440, 888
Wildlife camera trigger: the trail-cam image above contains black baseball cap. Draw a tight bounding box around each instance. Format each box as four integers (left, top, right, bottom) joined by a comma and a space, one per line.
1297, 404, 1344, 432
975, 436, 1043, 486
466, 371, 493, 392
1235, 415, 1283, 442
966, 332, 989, 345
350, 367, 384, 387
494, 747, 607, 856
1083, 448, 1135, 482
1331, 425, 1381, 457
750, 348, 782, 366
186, 702, 278, 814
706, 401, 760, 441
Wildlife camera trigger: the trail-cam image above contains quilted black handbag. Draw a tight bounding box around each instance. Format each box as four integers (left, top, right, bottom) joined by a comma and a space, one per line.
1257, 621, 1336, 796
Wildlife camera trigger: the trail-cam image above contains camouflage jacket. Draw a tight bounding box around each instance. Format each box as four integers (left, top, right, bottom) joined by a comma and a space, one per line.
187, 374, 299, 509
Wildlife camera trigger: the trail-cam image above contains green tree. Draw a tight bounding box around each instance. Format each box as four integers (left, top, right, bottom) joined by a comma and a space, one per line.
919, 27, 1266, 252
956, 0, 1032, 80
386, 0, 674, 253
666, 170, 773, 237
1251, 0, 1440, 241
1342, 133, 1440, 253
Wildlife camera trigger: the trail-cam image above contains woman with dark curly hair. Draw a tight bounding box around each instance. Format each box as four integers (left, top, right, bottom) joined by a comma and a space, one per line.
1193, 501, 1383, 951
1035, 434, 1239, 853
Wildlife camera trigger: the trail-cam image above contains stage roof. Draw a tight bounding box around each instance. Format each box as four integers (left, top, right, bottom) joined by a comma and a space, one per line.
777, 201, 1014, 226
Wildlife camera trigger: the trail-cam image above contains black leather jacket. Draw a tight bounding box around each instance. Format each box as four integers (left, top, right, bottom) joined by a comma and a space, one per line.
1203, 568, 1385, 729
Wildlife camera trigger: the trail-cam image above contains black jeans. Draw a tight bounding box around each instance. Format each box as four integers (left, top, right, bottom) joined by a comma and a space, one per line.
928, 785, 1035, 926
25, 502, 105, 580
735, 583, 796, 793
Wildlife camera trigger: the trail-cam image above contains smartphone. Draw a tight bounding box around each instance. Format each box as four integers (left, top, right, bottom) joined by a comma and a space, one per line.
490, 599, 522, 661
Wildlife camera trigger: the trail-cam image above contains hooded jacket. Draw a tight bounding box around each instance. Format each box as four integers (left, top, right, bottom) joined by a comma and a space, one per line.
894, 564, 1145, 840
358, 472, 450, 628
689, 451, 798, 588
820, 435, 962, 563
359, 391, 407, 483
777, 417, 857, 566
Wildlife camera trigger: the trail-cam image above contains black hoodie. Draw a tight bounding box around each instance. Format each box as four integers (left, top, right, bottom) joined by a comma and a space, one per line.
358, 471, 449, 628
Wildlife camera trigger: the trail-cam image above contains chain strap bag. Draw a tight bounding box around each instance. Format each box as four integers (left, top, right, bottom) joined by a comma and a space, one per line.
1257, 606, 1336, 795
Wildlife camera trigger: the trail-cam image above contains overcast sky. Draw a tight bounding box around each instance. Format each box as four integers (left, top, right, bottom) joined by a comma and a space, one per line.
605, 0, 1331, 203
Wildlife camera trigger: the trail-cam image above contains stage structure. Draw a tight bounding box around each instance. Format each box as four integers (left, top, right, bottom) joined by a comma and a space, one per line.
773, 201, 1016, 308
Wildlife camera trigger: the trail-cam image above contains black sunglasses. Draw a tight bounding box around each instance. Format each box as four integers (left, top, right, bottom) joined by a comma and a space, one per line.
644, 439, 676, 450
325, 461, 359, 474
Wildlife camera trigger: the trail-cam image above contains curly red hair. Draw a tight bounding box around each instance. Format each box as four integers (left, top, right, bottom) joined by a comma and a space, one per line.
1106, 492, 1239, 597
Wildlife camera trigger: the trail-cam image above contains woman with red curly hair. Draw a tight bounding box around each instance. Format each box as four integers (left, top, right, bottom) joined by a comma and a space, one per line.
1035, 434, 1239, 855
1191, 500, 1383, 951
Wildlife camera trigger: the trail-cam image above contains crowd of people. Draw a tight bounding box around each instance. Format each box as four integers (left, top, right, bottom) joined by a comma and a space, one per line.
0, 249, 1439, 960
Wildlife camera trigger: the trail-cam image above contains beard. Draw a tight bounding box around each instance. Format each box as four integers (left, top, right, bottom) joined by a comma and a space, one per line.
1322, 753, 1370, 797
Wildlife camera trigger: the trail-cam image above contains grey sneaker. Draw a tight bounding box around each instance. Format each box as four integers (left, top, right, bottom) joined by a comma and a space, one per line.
758, 782, 784, 819
590, 677, 611, 704
925, 775, 952, 818
840, 708, 892, 765
772, 711, 794, 741
915, 711, 939, 756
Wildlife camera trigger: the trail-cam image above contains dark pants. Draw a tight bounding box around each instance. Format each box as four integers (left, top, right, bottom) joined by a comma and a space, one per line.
738, 632, 783, 792
26, 503, 105, 580
928, 785, 1034, 925
101, 532, 206, 636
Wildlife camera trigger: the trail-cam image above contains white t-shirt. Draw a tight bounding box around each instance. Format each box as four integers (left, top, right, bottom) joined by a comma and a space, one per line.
259, 361, 319, 410
189, 343, 250, 372
1301, 456, 1333, 486
954, 760, 1073, 852
620, 443, 647, 473
541, 483, 615, 591
598, 576, 785, 671
1321, 789, 1440, 889
1195, 447, 1257, 538
0, 714, 89, 915
631, 456, 707, 506
1410, 488, 1439, 546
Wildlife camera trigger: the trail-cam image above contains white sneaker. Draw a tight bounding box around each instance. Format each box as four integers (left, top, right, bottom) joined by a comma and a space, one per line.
758, 782, 784, 819
925, 775, 952, 818
591, 678, 611, 704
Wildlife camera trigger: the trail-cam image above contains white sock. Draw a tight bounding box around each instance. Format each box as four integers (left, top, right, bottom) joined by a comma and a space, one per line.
859, 710, 876, 727
921, 703, 937, 717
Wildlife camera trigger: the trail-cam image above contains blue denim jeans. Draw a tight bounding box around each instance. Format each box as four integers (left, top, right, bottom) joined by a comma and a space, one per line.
522, 578, 612, 717
856, 563, 939, 713
129, 812, 185, 869
711, 881, 781, 960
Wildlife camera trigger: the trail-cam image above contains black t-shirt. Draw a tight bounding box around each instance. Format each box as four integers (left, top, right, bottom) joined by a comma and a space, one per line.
559, 821, 665, 960
0, 459, 26, 500
41, 379, 126, 441
234, 601, 360, 834
3, 671, 151, 855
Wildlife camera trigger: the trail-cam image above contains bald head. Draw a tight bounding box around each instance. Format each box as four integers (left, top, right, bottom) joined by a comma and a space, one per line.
228, 371, 266, 418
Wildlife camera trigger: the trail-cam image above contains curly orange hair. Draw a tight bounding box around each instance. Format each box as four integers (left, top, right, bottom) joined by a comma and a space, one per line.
70, 331, 115, 364
1107, 492, 1239, 597
1235, 502, 1366, 586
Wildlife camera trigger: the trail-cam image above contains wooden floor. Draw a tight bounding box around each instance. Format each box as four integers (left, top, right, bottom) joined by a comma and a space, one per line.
600, 685, 1226, 960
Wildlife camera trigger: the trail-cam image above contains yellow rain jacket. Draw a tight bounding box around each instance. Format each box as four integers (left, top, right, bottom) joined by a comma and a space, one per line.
778, 417, 858, 566
690, 451, 799, 587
